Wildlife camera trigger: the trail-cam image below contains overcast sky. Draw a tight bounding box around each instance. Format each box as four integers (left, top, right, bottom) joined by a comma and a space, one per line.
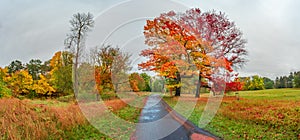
0, 0, 299, 79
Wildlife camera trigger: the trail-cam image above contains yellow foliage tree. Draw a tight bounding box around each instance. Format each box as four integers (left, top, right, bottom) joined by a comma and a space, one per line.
6, 70, 33, 96
32, 75, 55, 96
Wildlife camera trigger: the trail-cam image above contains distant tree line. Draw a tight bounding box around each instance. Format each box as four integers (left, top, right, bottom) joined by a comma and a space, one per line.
237, 71, 300, 91
274, 72, 300, 88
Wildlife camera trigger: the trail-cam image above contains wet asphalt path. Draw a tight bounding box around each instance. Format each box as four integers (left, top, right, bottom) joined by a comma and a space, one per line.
132, 94, 220, 140
133, 94, 189, 140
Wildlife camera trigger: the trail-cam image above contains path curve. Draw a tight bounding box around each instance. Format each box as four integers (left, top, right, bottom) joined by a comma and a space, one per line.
131, 94, 221, 140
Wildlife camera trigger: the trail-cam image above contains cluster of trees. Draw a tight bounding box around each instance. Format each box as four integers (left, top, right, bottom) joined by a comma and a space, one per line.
239, 75, 265, 90
274, 72, 300, 88
128, 73, 151, 92
238, 71, 300, 91
0, 52, 73, 98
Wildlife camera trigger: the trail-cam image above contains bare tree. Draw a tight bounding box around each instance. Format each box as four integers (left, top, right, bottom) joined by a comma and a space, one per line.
65, 12, 94, 98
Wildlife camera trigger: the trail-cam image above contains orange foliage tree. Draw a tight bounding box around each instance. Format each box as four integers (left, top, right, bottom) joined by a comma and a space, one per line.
139, 8, 247, 97
93, 46, 119, 100
129, 73, 146, 92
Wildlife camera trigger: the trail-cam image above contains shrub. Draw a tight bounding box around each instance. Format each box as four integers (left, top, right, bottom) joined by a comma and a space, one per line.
0, 80, 11, 98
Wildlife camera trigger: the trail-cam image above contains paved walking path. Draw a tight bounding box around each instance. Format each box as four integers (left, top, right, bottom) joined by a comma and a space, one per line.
131, 94, 220, 140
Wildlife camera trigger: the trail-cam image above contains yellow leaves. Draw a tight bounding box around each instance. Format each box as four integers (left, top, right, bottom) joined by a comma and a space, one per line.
50, 51, 62, 69
6, 70, 33, 95
32, 75, 55, 95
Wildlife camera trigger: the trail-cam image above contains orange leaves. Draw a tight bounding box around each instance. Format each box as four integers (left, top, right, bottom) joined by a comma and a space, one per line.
128, 73, 145, 92
94, 66, 113, 94
140, 8, 247, 93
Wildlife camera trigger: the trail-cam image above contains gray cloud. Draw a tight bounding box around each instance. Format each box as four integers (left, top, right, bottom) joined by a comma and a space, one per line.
0, 0, 299, 80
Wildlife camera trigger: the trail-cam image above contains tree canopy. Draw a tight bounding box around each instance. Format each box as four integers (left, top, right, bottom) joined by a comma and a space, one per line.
139, 8, 247, 97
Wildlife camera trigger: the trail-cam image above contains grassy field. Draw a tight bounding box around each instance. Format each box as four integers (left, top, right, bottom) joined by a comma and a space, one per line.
0, 96, 142, 139
164, 89, 300, 139
2, 89, 299, 139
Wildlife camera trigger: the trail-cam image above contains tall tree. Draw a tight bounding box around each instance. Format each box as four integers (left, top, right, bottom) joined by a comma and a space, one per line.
93, 45, 119, 99
111, 50, 132, 93
65, 12, 94, 98
139, 8, 247, 97
287, 72, 294, 88
274, 77, 280, 88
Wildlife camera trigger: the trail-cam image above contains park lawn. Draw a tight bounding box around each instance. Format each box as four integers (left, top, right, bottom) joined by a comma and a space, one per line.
163, 88, 300, 140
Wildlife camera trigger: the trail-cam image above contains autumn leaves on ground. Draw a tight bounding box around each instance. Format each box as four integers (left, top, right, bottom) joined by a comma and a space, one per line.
1, 7, 300, 140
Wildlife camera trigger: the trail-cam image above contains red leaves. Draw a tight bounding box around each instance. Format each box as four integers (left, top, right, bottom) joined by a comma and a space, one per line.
225, 81, 243, 93
140, 8, 247, 91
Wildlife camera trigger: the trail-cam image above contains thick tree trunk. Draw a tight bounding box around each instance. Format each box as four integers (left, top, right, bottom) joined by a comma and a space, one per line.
175, 86, 181, 96
195, 73, 201, 98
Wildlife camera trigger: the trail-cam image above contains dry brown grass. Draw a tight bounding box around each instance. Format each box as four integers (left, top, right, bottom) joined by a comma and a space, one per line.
0, 97, 129, 140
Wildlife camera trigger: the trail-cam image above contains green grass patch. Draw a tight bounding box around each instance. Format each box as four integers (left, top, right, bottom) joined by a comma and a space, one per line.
163, 89, 300, 139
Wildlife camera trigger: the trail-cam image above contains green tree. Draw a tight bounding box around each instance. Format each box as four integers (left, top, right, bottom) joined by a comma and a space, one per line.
26, 59, 42, 80
151, 77, 165, 92
8, 60, 24, 74
0, 80, 12, 98
287, 72, 294, 88
41, 60, 51, 76
140, 73, 151, 91
294, 71, 300, 88
274, 77, 280, 88
50, 51, 73, 96
263, 77, 274, 89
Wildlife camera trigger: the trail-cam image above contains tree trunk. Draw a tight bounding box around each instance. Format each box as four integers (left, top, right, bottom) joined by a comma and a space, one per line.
175, 72, 181, 96
73, 63, 79, 99
175, 86, 181, 96
114, 84, 118, 93
74, 28, 82, 99
96, 93, 100, 101
195, 73, 201, 98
